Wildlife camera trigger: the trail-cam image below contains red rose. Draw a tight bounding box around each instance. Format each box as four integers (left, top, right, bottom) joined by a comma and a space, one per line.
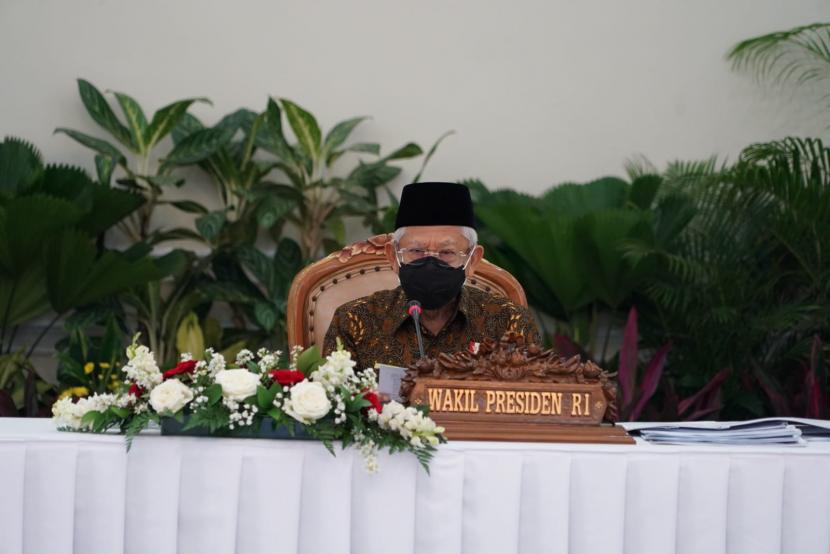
363, 391, 383, 413
163, 359, 198, 380
270, 370, 305, 386
129, 383, 145, 397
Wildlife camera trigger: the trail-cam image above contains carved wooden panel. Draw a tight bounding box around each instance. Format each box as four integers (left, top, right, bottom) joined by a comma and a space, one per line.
403, 333, 634, 444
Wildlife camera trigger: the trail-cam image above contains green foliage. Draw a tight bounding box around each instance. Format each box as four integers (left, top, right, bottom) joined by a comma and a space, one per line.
248, 97, 448, 259
470, 175, 686, 358
630, 137, 830, 418
55, 306, 127, 395
124, 411, 156, 450
727, 23, 830, 88
727, 22, 830, 120
296, 345, 323, 376
56, 79, 208, 243
0, 137, 162, 415
182, 403, 229, 433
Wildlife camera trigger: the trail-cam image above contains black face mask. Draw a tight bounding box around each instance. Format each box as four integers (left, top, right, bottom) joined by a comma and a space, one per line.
399, 256, 466, 310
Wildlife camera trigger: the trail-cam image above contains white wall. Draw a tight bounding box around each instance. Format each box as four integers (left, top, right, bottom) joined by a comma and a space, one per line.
2, 0, 829, 380
2, 0, 829, 199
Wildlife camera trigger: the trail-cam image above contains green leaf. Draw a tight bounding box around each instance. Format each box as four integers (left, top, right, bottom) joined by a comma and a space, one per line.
0, 195, 82, 275
383, 142, 422, 161
255, 99, 297, 164
237, 246, 275, 292
348, 162, 401, 189
125, 412, 154, 450
255, 195, 297, 229
54, 128, 127, 165
573, 210, 653, 308
250, 181, 303, 203
326, 142, 381, 167
195, 210, 226, 241
163, 126, 235, 166
0, 265, 50, 327
206, 383, 222, 405
273, 238, 303, 284
254, 301, 278, 332
33, 164, 93, 201
94, 155, 116, 186
256, 385, 277, 410
541, 177, 629, 216
280, 98, 321, 163
77, 183, 145, 236
628, 174, 662, 210
0, 137, 43, 197
113, 91, 149, 154
144, 97, 211, 150
215, 108, 258, 133
45, 230, 161, 312
77, 79, 135, 150
199, 281, 258, 304
413, 130, 454, 182
33, 167, 144, 235
345, 142, 380, 154
81, 409, 102, 427
296, 345, 322, 376
171, 113, 205, 144
323, 117, 369, 155
347, 395, 371, 412
110, 406, 129, 419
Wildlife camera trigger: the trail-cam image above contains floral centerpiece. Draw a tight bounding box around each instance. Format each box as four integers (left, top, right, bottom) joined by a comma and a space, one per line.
52, 336, 445, 472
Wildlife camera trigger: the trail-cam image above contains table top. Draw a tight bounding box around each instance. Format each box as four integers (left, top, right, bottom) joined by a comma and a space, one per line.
4, 417, 830, 457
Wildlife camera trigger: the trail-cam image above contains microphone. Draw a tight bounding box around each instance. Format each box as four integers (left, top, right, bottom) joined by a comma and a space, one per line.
406, 300, 426, 359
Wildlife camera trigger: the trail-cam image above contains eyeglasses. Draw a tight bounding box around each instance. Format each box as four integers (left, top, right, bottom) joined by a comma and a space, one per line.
396, 247, 472, 267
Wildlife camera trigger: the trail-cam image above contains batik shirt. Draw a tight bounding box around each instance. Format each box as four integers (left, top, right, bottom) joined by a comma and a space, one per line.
322, 285, 541, 370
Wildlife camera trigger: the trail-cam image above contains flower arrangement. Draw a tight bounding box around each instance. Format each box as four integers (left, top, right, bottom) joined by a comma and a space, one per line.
52, 336, 445, 472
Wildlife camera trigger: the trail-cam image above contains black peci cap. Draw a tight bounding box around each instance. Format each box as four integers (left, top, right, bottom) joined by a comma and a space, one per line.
394, 182, 476, 230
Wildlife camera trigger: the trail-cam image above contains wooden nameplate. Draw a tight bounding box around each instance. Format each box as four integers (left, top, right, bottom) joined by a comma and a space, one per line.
401, 333, 634, 444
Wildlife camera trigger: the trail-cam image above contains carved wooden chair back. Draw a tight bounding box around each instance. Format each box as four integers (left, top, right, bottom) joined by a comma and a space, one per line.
285, 234, 528, 348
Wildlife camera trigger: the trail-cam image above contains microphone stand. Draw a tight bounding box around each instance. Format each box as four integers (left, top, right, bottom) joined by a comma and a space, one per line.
406, 301, 426, 359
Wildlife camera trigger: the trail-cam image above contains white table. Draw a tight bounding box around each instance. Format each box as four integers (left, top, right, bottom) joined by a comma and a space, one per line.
1, 418, 829, 554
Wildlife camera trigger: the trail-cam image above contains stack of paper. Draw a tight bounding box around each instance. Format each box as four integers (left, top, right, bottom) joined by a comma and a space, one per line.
624, 418, 830, 446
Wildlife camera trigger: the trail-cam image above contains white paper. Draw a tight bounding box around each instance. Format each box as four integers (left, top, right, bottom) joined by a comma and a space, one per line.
375, 363, 407, 402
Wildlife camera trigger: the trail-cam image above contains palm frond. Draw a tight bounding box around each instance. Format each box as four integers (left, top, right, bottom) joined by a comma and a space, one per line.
661, 157, 722, 193
623, 154, 658, 181
727, 23, 830, 87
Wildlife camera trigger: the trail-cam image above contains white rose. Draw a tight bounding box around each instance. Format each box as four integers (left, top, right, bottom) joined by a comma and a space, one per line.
285, 380, 331, 423
214, 369, 260, 401
149, 379, 193, 414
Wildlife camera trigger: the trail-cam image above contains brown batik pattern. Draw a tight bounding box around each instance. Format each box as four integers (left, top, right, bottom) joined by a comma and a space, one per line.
322, 286, 541, 370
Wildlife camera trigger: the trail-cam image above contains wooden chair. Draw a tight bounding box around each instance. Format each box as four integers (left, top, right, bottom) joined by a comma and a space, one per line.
286, 234, 528, 348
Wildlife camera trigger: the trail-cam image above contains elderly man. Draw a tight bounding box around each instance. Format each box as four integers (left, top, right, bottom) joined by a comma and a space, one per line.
322, 181, 540, 370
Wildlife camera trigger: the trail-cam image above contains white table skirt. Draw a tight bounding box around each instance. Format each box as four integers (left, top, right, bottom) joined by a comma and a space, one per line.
1, 419, 829, 554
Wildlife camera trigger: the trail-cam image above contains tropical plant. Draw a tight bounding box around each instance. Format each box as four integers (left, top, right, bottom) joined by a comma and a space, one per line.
152, 99, 450, 356
467, 175, 692, 362
54, 302, 128, 397
162, 98, 449, 254
0, 137, 164, 415
249, 97, 450, 260
56, 79, 208, 243
626, 137, 830, 419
